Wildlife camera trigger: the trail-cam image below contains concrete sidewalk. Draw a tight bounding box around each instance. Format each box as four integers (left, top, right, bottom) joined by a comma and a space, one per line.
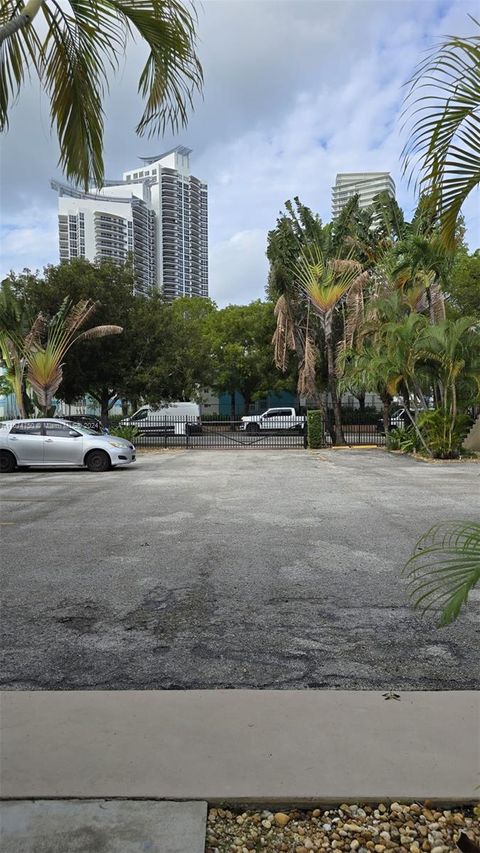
0, 799, 208, 853
1, 690, 478, 803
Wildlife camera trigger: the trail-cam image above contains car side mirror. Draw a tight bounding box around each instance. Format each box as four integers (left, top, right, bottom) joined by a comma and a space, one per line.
68, 430, 79, 437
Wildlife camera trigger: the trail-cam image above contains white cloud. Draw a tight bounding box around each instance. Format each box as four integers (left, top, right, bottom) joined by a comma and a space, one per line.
210, 229, 269, 306
0, 209, 58, 277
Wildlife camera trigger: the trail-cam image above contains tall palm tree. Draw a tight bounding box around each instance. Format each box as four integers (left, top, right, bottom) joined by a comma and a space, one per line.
0, 0, 202, 188
295, 244, 368, 445
401, 19, 480, 247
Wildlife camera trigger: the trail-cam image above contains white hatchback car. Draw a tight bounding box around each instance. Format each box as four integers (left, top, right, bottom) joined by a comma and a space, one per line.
0, 419, 136, 473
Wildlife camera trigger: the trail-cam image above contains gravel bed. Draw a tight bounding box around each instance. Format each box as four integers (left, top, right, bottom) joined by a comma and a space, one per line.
205, 803, 479, 853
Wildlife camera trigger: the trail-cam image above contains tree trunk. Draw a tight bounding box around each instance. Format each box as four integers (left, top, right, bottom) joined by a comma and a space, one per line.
121, 400, 129, 417
230, 391, 236, 419
326, 333, 345, 445
381, 392, 392, 435
357, 391, 366, 412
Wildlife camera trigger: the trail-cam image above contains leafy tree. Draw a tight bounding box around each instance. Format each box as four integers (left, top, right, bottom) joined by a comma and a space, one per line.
4, 260, 157, 421
446, 249, 480, 318
3, 261, 220, 421
0, 0, 202, 188
402, 19, 480, 246
209, 301, 293, 416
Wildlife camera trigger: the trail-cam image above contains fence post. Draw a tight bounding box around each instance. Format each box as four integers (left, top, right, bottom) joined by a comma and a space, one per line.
164, 416, 167, 448
185, 417, 189, 448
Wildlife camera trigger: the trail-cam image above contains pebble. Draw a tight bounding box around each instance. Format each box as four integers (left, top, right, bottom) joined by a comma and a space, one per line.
204, 802, 475, 853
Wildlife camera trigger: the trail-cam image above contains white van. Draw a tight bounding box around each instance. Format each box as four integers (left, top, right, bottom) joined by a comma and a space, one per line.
120, 402, 201, 436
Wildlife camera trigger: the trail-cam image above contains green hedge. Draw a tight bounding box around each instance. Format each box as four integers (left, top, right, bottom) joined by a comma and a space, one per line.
307, 410, 324, 449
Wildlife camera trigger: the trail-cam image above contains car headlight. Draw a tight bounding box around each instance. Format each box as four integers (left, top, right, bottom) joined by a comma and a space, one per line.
108, 440, 126, 448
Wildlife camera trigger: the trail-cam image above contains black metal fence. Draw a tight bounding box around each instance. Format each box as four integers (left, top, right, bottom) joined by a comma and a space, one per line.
130, 416, 308, 449
325, 408, 387, 447
129, 410, 387, 449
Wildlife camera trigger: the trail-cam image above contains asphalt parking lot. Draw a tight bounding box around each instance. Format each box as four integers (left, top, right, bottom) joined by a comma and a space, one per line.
1, 449, 478, 690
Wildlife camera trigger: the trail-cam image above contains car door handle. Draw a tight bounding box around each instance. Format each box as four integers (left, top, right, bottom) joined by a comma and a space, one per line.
45, 438, 53, 442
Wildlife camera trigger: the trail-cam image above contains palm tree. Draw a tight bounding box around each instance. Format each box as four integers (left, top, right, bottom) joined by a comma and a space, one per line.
295, 244, 369, 445
415, 316, 480, 455
11, 298, 122, 415
0, 0, 202, 188
403, 521, 480, 626
268, 199, 325, 407
0, 281, 33, 417
401, 19, 480, 247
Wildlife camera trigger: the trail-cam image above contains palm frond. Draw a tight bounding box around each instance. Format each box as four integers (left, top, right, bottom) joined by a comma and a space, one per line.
0, 0, 43, 129
272, 294, 295, 371
403, 521, 480, 626
401, 20, 480, 246
297, 334, 317, 398
76, 324, 123, 341
0, 0, 202, 188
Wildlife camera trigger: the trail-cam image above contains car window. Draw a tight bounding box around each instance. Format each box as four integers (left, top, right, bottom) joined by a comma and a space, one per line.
10, 421, 43, 435
45, 423, 80, 437
263, 411, 275, 418
278, 410, 293, 417
131, 409, 149, 421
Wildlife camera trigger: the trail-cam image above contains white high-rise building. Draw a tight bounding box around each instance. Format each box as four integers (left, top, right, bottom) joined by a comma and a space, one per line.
52, 146, 208, 299
52, 179, 157, 295
332, 172, 395, 218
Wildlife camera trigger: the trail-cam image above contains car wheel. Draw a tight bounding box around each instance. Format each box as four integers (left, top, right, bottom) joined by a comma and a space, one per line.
246, 423, 260, 433
0, 450, 17, 473
85, 449, 111, 473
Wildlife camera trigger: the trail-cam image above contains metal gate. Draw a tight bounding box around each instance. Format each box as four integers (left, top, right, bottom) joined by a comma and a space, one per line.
130, 411, 387, 449
132, 416, 307, 449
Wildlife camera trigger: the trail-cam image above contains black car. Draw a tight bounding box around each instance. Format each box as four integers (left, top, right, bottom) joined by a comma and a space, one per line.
58, 414, 104, 433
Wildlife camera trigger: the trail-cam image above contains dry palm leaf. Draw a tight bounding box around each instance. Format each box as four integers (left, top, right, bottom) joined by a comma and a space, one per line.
272, 295, 295, 371
297, 334, 317, 398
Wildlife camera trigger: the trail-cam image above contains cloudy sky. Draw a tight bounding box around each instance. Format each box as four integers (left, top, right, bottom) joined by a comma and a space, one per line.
0, 0, 478, 305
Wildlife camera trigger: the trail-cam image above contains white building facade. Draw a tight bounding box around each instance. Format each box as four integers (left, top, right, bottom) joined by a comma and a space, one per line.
331, 172, 395, 218
53, 147, 208, 300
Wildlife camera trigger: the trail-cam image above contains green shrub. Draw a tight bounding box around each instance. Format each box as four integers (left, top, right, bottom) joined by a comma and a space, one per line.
386, 427, 404, 450
417, 410, 470, 459
387, 425, 423, 454
307, 410, 324, 448
108, 424, 139, 443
